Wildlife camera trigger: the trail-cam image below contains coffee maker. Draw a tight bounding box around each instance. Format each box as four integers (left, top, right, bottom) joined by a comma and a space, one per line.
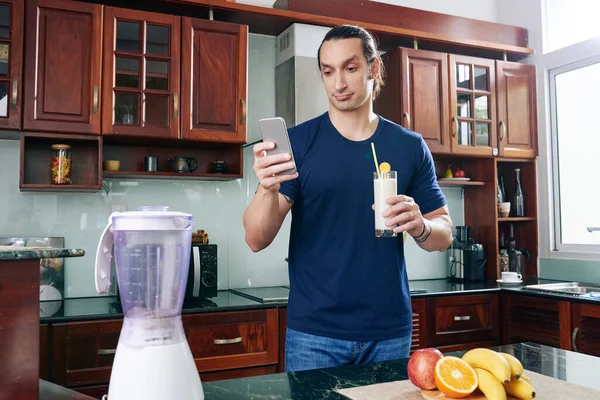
448, 226, 487, 282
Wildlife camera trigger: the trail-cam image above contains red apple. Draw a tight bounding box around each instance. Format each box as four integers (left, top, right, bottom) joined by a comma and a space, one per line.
407, 348, 443, 390
454, 168, 466, 178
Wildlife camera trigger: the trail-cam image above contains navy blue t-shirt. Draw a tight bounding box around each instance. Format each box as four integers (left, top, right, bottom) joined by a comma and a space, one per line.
279, 112, 447, 341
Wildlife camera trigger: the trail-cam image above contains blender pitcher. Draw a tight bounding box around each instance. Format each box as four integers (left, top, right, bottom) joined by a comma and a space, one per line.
95, 206, 204, 400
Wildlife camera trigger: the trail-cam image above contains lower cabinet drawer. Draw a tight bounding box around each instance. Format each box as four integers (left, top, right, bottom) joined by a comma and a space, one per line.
428, 294, 499, 346
183, 308, 279, 372
51, 319, 123, 387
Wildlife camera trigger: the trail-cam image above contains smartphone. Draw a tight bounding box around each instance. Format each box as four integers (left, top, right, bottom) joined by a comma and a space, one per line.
258, 117, 297, 175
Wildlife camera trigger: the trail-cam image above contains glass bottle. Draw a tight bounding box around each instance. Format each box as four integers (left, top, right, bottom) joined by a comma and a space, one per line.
51, 144, 72, 185
498, 175, 506, 203
513, 168, 525, 217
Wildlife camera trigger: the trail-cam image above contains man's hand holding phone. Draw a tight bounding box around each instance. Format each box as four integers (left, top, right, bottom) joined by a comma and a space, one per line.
253, 142, 298, 192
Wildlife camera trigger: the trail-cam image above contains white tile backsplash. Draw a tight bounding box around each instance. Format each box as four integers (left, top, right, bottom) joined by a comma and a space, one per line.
0, 34, 464, 298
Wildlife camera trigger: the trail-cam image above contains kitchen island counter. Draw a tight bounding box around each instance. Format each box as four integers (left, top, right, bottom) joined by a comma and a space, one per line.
0, 247, 85, 260
202, 342, 600, 399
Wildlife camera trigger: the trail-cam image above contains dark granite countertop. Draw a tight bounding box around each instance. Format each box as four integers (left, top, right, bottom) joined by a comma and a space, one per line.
40, 278, 600, 323
40, 290, 276, 323
202, 342, 600, 399
0, 248, 85, 260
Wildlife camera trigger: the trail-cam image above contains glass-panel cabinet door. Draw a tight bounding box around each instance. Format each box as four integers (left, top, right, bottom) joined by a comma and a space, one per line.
102, 7, 180, 138
0, 0, 23, 130
449, 55, 497, 156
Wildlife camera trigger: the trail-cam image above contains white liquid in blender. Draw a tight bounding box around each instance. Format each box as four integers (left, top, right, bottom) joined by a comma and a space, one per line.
374, 176, 397, 236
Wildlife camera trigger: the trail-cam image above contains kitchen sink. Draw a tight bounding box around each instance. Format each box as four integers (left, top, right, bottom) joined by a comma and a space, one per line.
524, 282, 600, 297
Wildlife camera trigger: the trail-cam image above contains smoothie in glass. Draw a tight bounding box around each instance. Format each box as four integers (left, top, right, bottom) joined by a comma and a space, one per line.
374, 171, 397, 237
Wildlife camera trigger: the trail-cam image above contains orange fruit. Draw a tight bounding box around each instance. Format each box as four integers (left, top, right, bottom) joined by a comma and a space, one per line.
434, 356, 478, 398
379, 162, 391, 174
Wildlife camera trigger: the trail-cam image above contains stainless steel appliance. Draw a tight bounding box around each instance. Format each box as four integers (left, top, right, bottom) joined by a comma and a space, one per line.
448, 226, 486, 282
185, 244, 217, 299
275, 23, 331, 128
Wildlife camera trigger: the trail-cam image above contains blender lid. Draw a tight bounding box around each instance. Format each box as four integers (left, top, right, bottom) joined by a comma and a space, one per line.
110, 206, 193, 231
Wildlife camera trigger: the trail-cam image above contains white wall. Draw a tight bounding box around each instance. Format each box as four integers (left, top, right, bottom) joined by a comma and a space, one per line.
237, 0, 498, 22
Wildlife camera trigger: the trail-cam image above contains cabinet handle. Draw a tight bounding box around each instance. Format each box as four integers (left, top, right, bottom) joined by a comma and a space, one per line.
97, 348, 116, 355
173, 93, 179, 119
92, 85, 98, 114
403, 112, 411, 130
572, 327, 579, 352
240, 99, 246, 124
214, 337, 242, 345
454, 315, 472, 321
452, 116, 458, 137
11, 79, 17, 107
499, 121, 506, 141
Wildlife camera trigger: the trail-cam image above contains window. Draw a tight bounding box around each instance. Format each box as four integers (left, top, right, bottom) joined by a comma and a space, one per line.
549, 54, 600, 252
544, 0, 600, 53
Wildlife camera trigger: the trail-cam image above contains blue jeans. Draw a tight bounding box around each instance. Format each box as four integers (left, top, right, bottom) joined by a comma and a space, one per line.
285, 327, 412, 372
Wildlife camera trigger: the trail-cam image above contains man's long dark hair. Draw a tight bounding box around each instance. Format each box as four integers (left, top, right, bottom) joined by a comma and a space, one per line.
317, 25, 386, 100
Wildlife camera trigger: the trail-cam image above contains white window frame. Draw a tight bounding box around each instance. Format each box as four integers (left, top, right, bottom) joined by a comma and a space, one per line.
547, 49, 600, 256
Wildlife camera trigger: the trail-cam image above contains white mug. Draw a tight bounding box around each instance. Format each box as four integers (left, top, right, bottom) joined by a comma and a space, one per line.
501, 271, 522, 282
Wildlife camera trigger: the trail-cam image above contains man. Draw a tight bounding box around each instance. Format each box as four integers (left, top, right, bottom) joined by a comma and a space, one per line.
243, 25, 453, 372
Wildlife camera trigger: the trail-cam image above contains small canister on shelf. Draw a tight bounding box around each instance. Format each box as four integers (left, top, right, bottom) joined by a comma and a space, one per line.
51, 144, 72, 185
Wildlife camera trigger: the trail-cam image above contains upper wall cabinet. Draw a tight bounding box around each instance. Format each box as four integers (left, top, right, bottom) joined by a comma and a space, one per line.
24, 0, 102, 134
496, 61, 538, 159
0, 0, 23, 131
376, 47, 450, 153
102, 7, 180, 139
377, 48, 537, 159
181, 18, 247, 143
449, 55, 497, 157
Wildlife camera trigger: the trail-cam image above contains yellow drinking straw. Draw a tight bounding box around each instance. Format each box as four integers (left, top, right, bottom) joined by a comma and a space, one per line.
371, 142, 381, 179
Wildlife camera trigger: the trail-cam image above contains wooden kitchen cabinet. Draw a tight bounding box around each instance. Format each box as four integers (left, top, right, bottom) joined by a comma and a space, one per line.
449, 54, 497, 157
183, 308, 278, 373
102, 7, 180, 138
571, 302, 600, 357
48, 309, 280, 396
501, 293, 572, 349
496, 61, 538, 159
428, 294, 499, 348
0, 0, 23, 131
181, 17, 248, 143
40, 324, 50, 381
23, 0, 102, 134
50, 319, 122, 389
375, 47, 450, 154
411, 298, 428, 352
277, 307, 287, 372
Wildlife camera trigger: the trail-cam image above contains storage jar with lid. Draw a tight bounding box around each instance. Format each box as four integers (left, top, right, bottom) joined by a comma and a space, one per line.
51, 144, 72, 185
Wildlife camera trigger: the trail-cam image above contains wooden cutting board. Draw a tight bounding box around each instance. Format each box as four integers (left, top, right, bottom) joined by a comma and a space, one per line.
336, 369, 600, 400
420, 389, 517, 399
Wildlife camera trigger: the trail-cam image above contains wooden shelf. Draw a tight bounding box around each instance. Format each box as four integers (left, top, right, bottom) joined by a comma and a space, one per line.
498, 217, 536, 222
103, 171, 241, 181
20, 132, 102, 192
438, 180, 486, 187
19, 184, 101, 193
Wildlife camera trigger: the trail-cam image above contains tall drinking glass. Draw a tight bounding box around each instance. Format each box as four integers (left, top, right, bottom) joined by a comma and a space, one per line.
374, 171, 397, 237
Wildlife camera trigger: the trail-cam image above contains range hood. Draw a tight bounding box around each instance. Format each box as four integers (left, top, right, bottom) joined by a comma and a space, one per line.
275, 23, 331, 127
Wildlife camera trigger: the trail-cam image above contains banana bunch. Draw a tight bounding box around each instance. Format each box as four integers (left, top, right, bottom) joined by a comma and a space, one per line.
462, 348, 536, 400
